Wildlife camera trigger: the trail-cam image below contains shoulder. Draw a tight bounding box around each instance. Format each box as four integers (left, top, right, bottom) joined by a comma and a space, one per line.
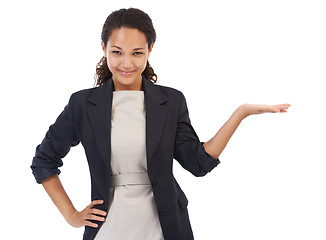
151, 83, 190, 117
64, 88, 92, 108
152, 83, 186, 101
71, 84, 102, 98
69, 81, 109, 104
70, 87, 94, 100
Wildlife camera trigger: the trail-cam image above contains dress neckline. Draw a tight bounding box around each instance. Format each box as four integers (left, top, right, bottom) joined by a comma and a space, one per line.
113, 90, 144, 93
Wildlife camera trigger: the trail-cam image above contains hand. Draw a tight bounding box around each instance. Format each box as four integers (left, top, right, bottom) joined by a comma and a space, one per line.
239, 103, 291, 119
66, 200, 107, 228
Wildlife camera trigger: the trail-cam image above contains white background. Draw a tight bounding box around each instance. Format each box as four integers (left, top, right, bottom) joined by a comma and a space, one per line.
1, 0, 325, 239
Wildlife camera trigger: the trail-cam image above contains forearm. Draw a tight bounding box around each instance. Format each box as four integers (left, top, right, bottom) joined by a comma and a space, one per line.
202, 102, 290, 159
41, 174, 77, 222
203, 106, 245, 159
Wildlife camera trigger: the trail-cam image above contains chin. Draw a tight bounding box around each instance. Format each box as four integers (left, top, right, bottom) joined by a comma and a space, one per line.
113, 76, 142, 90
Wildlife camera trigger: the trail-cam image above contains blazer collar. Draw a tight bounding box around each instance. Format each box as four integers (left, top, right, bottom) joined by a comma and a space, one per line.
86, 76, 168, 173
142, 77, 168, 167
87, 76, 167, 105
86, 79, 113, 172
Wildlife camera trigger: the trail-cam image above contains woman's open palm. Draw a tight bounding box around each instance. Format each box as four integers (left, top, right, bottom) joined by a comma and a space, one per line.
240, 103, 291, 118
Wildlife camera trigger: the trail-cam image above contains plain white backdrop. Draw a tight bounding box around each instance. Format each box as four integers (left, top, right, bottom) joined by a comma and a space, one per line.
1, 0, 325, 239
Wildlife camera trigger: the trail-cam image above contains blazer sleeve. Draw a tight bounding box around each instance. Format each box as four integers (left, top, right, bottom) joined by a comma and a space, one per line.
31, 94, 80, 183
173, 92, 220, 177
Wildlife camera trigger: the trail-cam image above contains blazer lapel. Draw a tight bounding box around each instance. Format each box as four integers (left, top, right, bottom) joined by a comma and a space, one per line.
143, 78, 168, 164
87, 80, 113, 172
86, 77, 168, 173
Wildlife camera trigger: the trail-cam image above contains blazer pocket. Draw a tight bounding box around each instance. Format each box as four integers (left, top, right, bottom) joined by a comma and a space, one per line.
178, 193, 189, 211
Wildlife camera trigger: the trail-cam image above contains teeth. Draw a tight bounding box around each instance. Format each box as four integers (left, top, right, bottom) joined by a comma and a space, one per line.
120, 70, 133, 75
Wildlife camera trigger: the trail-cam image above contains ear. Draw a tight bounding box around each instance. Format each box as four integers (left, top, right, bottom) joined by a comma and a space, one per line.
149, 43, 154, 52
148, 43, 154, 57
101, 41, 107, 57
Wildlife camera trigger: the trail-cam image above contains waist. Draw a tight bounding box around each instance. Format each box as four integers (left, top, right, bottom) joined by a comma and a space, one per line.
110, 172, 151, 187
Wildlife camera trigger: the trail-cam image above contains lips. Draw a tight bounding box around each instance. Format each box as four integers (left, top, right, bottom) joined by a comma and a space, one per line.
119, 70, 135, 76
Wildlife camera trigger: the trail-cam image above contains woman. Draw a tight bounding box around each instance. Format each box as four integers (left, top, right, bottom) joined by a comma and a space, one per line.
31, 8, 290, 240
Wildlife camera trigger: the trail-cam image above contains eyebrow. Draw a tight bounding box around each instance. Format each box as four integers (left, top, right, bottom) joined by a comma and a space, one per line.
112, 46, 144, 51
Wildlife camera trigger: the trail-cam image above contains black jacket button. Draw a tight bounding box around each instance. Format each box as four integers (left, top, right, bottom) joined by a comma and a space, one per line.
151, 180, 158, 187
159, 209, 166, 216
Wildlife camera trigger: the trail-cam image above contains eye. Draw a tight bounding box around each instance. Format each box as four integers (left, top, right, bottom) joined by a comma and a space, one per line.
112, 51, 122, 55
133, 52, 143, 56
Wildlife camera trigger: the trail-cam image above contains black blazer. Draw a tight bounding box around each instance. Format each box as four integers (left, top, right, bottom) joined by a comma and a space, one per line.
31, 76, 220, 240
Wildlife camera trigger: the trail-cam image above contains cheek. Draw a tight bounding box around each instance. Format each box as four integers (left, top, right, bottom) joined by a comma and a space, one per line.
107, 56, 119, 70
136, 56, 148, 70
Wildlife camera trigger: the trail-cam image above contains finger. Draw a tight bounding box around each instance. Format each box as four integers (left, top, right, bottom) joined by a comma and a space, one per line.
86, 214, 106, 222
89, 200, 104, 208
276, 105, 290, 112
270, 108, 281, 113
263, 106, 280, 113
90, 208, 107, 216
274, 104, 291, 109
84, 220, 99, 228
269, 104, 290, 112
283, 103, 291, 108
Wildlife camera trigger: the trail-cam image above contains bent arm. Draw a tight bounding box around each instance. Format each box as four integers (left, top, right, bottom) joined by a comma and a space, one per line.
41, 174, 77, 223
203, 103, 290, 159
41, 174, 106, 228
203, 106, 244, 159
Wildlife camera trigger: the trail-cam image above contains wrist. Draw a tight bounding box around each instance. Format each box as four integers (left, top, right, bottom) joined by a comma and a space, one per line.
64, 209, 79, 225
236, 105, 249, 120
62, 206, 78, 222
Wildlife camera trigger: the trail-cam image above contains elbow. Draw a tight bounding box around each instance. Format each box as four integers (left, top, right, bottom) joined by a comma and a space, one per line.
31, 165, 61, 184
203, 142, 221, 160
197, 143, 220, 173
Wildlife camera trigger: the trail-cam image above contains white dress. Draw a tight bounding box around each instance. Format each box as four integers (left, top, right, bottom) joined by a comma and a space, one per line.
94, 91, 165, 240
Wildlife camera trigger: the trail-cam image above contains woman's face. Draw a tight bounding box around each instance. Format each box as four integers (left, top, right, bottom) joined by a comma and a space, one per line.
102, 27, 153, 91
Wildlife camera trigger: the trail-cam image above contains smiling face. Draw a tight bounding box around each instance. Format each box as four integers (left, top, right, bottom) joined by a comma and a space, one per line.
101, 27, 153, 91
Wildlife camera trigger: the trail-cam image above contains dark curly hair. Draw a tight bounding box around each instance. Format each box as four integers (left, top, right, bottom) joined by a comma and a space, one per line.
94, 8, 157, 86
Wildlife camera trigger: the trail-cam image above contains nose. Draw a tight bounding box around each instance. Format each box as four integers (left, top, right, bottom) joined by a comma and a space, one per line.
122, 56, 133, 69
